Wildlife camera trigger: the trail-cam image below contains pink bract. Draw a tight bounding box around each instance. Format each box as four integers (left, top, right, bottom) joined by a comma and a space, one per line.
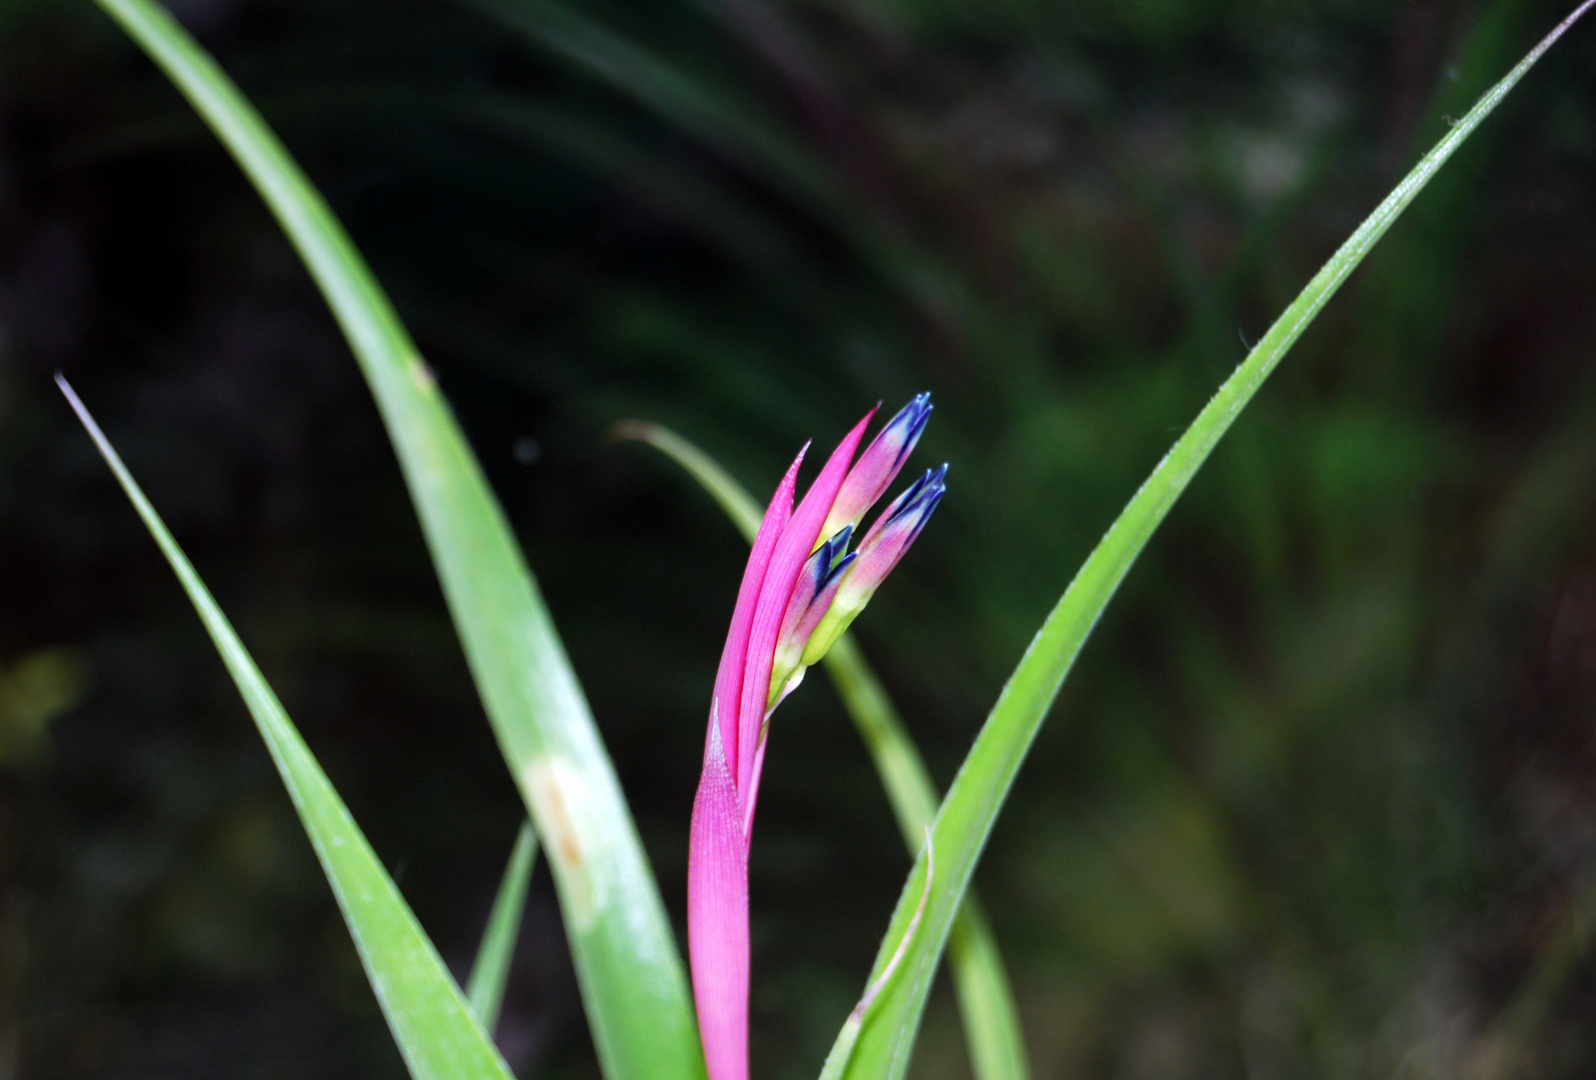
686, 397, 944, 1080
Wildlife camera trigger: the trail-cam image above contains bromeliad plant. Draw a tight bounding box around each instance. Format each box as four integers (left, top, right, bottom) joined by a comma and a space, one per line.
689, 397, 942, 1080
64, 1, 1596, 1079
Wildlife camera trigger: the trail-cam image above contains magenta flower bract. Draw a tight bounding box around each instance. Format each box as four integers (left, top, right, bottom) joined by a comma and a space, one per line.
687, 396, 944, 1080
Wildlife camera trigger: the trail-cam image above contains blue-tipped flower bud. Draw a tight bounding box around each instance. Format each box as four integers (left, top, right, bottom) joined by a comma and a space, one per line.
800, 464, 947, 667
817, 393, 932, 548
768, 526, 855, 708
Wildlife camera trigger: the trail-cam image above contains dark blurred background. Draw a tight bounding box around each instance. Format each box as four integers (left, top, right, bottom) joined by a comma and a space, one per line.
4, 0, 1596, 1075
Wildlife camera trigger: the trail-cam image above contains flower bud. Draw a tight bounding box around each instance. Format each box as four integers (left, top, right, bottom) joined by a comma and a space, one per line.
817, 393, 932, 548
768, 527, 855, 708
801, 464, 946, 667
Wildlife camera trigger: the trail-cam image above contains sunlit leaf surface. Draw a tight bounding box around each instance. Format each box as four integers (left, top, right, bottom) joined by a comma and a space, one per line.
91, 2, 705, 1077
829, 6, 1596, 1077
60, 377, 517, 1080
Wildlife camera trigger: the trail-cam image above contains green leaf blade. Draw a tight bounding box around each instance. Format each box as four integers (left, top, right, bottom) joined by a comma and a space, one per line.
467, 820, 540, 1032
828, 6, 1596, 1077
619, 422, 1031, 1080
90, 3, 705, 1078
58, 377, 515, 1080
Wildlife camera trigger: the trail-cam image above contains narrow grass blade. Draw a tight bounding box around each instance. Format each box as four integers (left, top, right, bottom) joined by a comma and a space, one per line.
616, 421, 1030, 1080
467, 820, 540, 1032
824, 6, 1596, 1078
614, 424, 765, 538
819, 828, 934, 1080
90, 3, 705, 1078
825, 640, 1027, 1080
57, 377, 516, 1080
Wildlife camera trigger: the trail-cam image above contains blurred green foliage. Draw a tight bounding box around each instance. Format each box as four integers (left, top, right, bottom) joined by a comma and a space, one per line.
0, 646, 91, 765
5, 0, 1596, 1077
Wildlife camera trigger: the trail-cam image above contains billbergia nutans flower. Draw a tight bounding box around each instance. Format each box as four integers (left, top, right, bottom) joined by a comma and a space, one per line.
688, 394, 945, 1080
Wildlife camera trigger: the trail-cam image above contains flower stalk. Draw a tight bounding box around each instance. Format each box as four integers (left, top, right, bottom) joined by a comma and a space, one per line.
687, 396, 943, 1080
